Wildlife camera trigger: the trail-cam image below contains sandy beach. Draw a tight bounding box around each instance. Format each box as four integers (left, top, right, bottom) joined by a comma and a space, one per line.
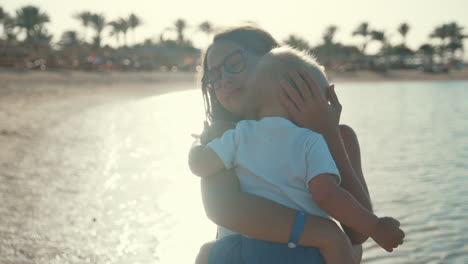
1, 70, 467, 263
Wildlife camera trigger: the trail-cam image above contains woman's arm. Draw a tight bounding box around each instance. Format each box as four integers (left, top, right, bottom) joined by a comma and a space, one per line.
339, 124, 372, 243
201, 167, 352, 251
340, 125, 369, 198
320, 126, 372, 244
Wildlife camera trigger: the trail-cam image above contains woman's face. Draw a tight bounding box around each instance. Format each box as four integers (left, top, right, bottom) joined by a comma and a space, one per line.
206, 40, 261, 115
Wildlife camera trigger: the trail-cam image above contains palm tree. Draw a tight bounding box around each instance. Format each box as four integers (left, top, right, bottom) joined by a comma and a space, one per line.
445, 22, 466, 61
0, 7, 6, 40
0, 7, 5, 26
128, 13, 141, 45
174, 18, 187, 43
352, 22, 371, 54
60, 30, 80, 47
29, 25, 52, 59
89, 13, 106, 48
371, 30, 389, 71
15, 5, 50, 42
117, 17, 129, 46
74, 11, 92, 42
322, 25, 338, 66
445, 22, 463, 39
430, 24, 450, 63
419, 43, 435, 69
284, 34, 310, 51
430, 23, 467, 65
323, 25, 338, 45
430, 24, 449, 45
0, 9, 17, 56
2, 13, 16, 43
108, 20, 123, 47
198, 21, 214, 39
59, 30, 81, 67
398, 22, 410, 46
108, 18, 130, 47
371, 30, 387, 48
447, 38, 464, 62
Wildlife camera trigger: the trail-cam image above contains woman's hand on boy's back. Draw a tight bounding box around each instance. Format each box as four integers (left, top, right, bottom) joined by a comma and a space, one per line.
279, 68, 342, 136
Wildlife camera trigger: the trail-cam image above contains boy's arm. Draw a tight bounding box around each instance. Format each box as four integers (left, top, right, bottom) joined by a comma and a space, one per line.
309, 174, 378, 236
189, 145, 226, 177
189, 122, 237, 178
309, 173, 405, 252
201, 169, 354, 251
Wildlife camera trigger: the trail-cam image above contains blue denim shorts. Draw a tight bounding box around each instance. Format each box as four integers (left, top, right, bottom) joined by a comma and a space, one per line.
208, 235, 325, 264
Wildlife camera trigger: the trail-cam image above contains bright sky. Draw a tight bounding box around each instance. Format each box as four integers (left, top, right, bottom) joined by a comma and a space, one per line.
2, 0, 468, 54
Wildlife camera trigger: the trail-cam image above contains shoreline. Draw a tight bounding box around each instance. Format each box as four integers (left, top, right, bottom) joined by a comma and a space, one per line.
1, 69, 468, 89
0, 71, 198, 90
328, 69, 468, 82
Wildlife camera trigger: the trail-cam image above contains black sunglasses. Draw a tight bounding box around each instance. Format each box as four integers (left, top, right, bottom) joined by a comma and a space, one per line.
204, 49, 247, 90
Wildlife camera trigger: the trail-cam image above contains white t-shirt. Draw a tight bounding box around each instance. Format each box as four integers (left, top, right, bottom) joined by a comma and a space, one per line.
207, 117, 340, 239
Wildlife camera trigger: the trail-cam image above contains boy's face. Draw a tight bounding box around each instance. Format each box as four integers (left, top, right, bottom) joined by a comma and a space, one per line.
244, 63, 285, 114
242, 67, 265, 115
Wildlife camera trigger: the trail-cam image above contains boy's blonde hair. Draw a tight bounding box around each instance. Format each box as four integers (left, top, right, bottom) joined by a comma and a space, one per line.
248, 46, 330, 103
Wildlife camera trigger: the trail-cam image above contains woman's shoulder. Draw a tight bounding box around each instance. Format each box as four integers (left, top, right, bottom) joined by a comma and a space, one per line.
339, 124, 361, 150
339, 124, 359, 140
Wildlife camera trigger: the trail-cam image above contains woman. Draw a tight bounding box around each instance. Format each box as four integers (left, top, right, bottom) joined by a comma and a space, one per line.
193, 25, 372, 263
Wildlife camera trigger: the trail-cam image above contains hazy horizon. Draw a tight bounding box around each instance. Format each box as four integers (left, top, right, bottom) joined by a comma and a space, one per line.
2, 0, 468, 57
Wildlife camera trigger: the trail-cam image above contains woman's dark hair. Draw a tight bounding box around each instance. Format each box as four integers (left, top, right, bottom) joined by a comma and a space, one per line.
201, 25, 279, 124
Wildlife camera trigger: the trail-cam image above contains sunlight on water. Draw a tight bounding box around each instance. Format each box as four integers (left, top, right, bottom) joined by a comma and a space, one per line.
116, 90, 215, 263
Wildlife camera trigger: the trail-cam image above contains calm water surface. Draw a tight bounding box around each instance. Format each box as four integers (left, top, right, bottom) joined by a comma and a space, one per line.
338, 82, 468, 263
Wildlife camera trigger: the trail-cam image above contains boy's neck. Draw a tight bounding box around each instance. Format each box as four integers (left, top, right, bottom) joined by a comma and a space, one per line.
247, 103, 290, 121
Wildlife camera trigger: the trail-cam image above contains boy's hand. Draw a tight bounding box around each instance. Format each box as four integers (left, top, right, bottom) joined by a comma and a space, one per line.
370, 217, 405, 252
200, 121, 235, 144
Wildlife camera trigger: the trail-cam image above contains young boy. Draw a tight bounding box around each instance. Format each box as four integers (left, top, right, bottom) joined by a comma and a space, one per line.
190, 47, 404, 264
